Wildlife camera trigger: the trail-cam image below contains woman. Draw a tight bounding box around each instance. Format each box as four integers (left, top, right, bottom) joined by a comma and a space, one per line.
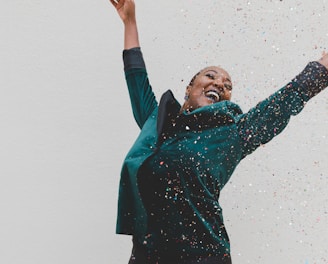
110, 0, 328, 263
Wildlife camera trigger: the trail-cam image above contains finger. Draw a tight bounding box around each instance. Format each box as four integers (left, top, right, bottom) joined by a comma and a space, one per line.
110, 0, 125, 10
109, 0, 118, 7
116, 0, 125, 10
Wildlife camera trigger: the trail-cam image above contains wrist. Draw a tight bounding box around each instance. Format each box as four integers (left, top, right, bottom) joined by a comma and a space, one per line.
318, 52, 328, 70
318, 59, 328, 70
123, 17, 137, 27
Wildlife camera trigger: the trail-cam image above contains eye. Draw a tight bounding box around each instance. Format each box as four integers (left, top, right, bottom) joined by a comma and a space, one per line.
205, 73, 215, 79
224, 83, 233, 90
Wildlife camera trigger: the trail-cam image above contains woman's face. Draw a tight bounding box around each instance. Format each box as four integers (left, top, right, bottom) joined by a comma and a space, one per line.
182, 66, 232, 112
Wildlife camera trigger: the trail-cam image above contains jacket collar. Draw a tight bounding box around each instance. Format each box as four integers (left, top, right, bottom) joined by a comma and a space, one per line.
157, 90, 181, 144
157, 90, 243, 144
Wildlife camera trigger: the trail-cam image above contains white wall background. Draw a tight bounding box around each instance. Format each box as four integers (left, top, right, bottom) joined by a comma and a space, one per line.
0, 0, 327, 263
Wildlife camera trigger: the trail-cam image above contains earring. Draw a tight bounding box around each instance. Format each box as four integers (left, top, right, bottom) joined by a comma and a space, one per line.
184, 94, 189, 101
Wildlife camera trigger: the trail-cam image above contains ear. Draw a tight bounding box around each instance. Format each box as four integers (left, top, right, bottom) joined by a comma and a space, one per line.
185, 85, 191, 95
184, 86, 191, 101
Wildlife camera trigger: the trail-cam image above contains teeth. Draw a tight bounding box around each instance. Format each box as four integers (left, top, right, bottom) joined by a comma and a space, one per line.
206, 91, 220, 101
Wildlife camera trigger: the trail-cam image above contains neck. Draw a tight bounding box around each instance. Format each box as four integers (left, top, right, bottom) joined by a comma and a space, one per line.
180, 103, 192, 114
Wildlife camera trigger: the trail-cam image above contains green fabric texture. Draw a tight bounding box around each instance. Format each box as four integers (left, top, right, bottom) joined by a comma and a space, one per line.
116, 48, 328, 258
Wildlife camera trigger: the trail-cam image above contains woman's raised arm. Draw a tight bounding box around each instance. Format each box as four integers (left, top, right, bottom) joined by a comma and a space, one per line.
237, 53, 328, 158
110, 0, 140, 49
109, 0, 157, 128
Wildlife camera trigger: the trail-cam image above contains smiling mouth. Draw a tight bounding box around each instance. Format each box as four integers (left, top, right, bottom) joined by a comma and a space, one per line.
205, 90, 220, 102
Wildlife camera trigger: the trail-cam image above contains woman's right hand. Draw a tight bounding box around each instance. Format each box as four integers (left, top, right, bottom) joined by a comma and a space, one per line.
110, 0, 136, 25
110, 0, 139, 50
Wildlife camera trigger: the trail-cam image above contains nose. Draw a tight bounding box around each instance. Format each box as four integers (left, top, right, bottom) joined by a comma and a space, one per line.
213, 78, 224, 90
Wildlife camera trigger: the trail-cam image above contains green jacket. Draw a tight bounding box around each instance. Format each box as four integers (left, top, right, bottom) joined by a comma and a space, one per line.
116, 48, 328, 256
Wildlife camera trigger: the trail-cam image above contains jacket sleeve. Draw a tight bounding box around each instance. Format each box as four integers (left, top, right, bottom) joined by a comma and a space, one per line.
123, 47, 158, 129
237, 61, 328, 158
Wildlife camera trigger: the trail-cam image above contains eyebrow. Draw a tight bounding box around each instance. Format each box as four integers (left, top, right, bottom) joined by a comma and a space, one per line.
204, 70, 232, 83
